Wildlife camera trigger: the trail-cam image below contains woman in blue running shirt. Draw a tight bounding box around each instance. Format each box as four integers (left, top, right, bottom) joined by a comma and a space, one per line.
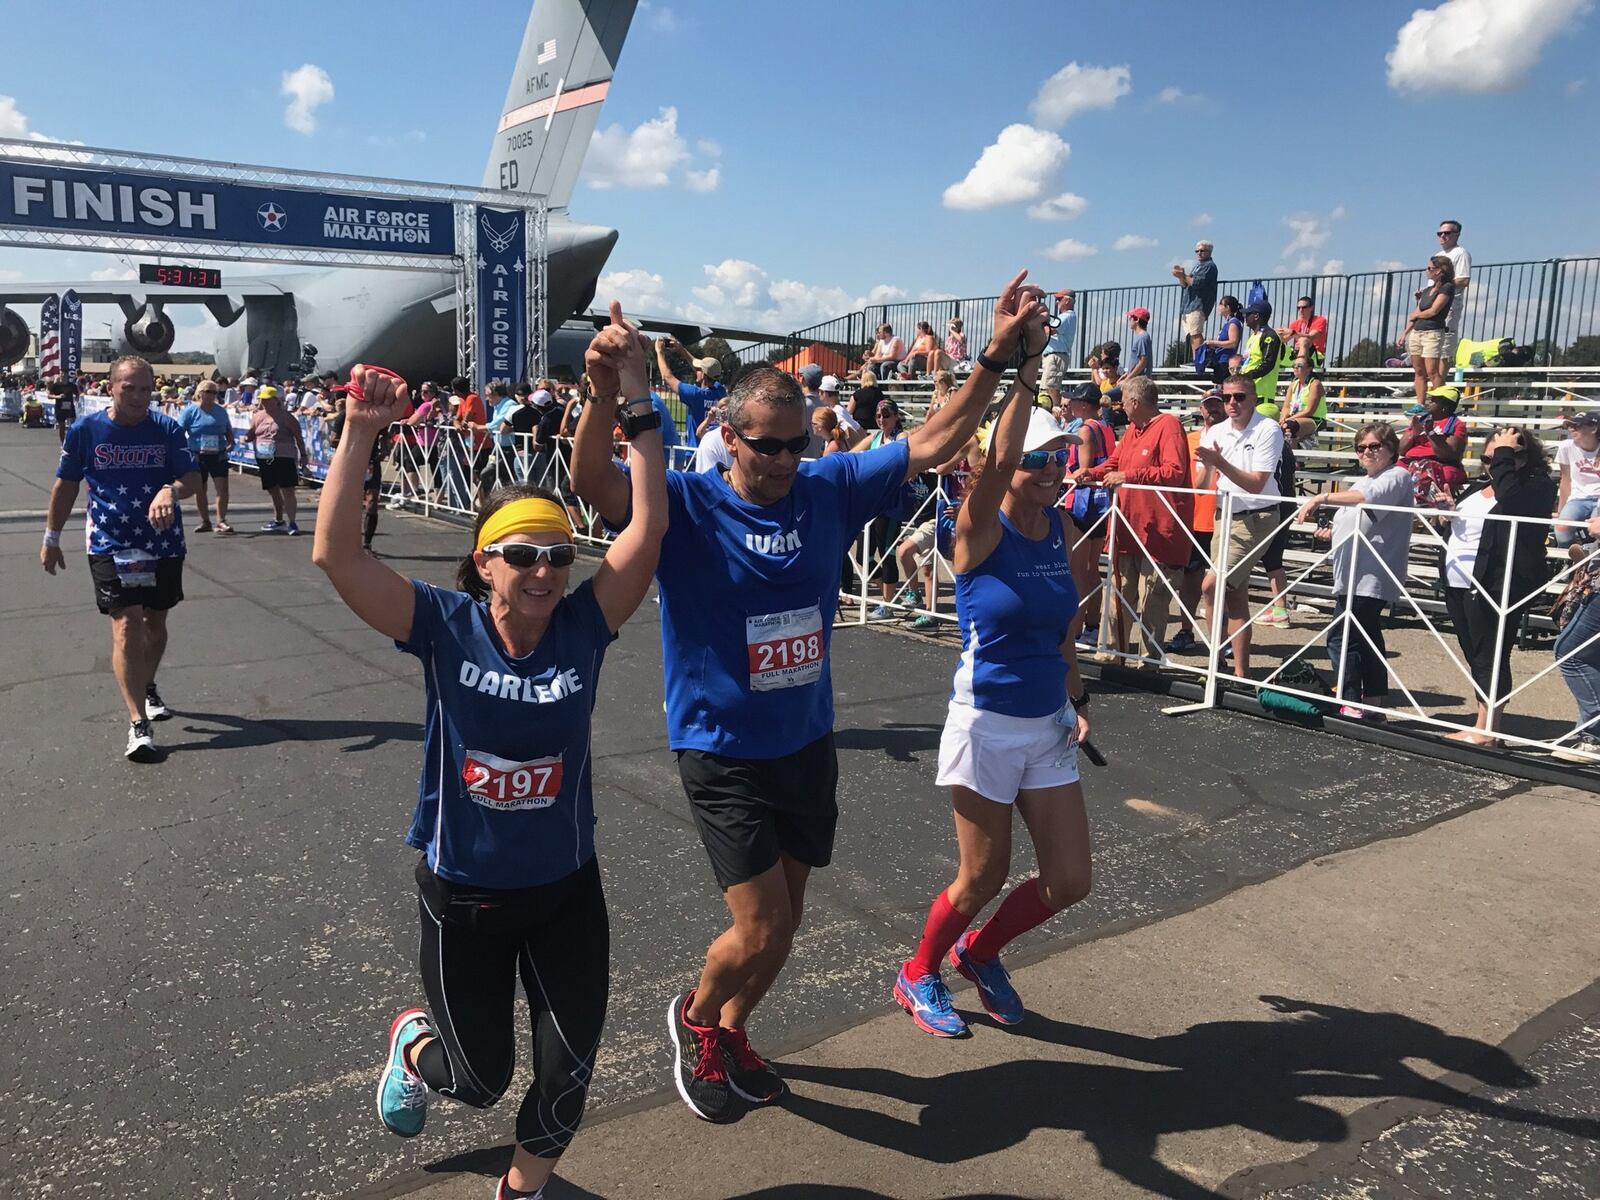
312, 305, 667, 1200
895, 389, 1094, 1039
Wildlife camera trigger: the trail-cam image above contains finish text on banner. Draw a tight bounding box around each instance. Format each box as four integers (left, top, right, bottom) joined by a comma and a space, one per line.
0, 161, 457, 257
475, 205, 527, 393
59, 289, 82, 382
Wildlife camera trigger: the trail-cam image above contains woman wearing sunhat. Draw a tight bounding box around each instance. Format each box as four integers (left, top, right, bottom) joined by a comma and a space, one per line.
313, 304, 667, 1200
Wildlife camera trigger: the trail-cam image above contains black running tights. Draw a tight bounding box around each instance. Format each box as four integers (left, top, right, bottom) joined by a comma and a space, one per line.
412, 855, 609, 1158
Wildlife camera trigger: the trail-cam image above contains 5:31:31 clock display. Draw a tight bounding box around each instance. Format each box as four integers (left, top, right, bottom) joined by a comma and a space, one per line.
137, 264, 222, 289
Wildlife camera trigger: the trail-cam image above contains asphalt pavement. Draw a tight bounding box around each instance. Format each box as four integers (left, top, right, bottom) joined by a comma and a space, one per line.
0, 421, 1592, 1199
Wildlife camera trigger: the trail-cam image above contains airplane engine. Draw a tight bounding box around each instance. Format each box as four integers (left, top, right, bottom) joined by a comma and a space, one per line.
0, 305, 29, 368
123, 304, 176, 355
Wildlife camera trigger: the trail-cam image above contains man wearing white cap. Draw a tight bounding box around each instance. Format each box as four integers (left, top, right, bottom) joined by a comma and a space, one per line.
820, 375, 860, 434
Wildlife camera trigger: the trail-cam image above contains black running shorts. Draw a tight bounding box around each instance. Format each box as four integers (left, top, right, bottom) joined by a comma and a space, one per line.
88, 554, 184, 616
677, 732, 839, 890
258, 457, 299, 490
195, 452, 230, 480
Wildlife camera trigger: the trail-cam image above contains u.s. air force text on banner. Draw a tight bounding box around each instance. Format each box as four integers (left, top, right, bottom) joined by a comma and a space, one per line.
0, 162, 456, 257
475, 205, 528, 392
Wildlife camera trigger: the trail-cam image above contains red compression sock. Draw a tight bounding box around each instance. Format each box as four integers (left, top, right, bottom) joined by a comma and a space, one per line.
967, 877, 1055, 962
906, 889, 976, 979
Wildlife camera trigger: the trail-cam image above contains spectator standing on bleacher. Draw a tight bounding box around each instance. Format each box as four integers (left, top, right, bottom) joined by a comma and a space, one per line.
1555, 412, 1600, 558
944, 318, 969, 369
1279, 297, 1328, 367
1399, 255, 1457, 410
1199, 295, 1244, 386
1296, 423, 1413, 720
1174, 240, 1219, 359
1194, 375, 1286, 679
1123, 308, 1154, 385
656, 337, 726, 435
1239, 301, 1286, 418
867, 324, 905, 379
1442, 426, 1555, 746
1076, 377, 1192, 659
1432, 220, 1471, 364
1042, 291, 1077, 407
1550, 513, 1600, 763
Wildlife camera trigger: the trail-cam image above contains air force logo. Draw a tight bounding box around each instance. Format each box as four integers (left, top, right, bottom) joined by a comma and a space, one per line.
256, 203, 287, 232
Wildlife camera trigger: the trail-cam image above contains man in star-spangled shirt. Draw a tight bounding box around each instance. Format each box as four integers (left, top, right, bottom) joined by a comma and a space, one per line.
42, 355, 200, 763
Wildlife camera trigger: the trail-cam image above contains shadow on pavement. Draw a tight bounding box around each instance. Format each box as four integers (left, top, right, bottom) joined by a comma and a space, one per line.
833, 724, 944, 763
419, 1144, 607, 1198
160, 711, 422, 754
778, 995, 1598, 1200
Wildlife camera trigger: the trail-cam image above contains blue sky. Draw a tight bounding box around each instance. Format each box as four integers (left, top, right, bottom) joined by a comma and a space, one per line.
1, 0, 1598, 346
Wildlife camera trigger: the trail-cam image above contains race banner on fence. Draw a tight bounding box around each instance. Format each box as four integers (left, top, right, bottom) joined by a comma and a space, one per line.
474, 205, 527, 394
0, 161, 457, 257
37, 293, 60, 379
59, 289, 82, 382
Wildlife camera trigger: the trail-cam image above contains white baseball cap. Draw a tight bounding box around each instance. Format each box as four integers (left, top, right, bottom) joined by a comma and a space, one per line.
820, 374, 841, 393
1024, 406, 1078, 450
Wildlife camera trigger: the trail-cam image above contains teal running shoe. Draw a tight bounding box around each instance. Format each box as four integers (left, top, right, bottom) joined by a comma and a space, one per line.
376, 1007, 433, 1137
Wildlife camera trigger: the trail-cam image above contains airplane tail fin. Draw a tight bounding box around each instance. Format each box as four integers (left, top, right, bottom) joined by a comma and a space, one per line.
483, 0, 638, 209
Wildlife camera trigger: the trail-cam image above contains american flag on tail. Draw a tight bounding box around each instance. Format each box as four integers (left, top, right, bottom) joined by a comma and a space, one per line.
537, 38, 557, 64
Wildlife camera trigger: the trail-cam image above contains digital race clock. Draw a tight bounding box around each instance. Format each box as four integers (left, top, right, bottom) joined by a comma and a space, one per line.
137, 263, 222, 289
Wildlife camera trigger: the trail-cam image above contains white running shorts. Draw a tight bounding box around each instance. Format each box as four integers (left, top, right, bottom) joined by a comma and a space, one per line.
936, 700, 1080, 802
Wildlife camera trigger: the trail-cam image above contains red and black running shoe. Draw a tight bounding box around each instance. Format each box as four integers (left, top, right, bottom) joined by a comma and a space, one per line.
720, 1026, 787, 1104
667, 991, 742, 1123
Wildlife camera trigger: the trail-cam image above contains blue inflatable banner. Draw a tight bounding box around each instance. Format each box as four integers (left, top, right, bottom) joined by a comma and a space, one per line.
474, 205, 527, 394
0, 161, 456, 257
59, 289, 83, 383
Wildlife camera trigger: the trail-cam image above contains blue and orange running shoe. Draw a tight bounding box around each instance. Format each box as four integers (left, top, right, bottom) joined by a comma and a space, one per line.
893, 965, 968, 1038
949, 931, 1025, 1025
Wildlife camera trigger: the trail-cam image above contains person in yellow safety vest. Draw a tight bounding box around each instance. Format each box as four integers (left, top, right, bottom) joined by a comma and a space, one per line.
1240, 300, 1288, 419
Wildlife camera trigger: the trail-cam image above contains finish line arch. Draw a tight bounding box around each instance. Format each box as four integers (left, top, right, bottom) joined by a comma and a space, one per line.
0, 135, 547, 389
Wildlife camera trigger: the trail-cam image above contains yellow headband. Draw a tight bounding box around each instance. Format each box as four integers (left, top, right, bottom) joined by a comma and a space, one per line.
475, 497, 574, 551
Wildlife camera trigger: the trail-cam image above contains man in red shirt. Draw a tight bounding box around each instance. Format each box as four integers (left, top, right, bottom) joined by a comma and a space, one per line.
1075, 376, 1193, 659
1279, 296, 1328, 363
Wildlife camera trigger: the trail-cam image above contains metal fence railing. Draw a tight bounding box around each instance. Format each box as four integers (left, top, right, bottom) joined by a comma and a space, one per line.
756, 259, 1600, 377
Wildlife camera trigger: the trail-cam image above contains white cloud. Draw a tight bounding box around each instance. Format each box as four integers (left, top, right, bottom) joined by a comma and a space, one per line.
1043, 238, 1097, 261
639, 0, 679, 32
1030, 63, 1131, 127
1321, 259, 1345, 276
1114, 234, 1158, 251
281, 64, 334, 135
585, 106, 719, 192
602, 260, 911, 331
0, 94, 71, 143
683, 166, 721, 193
90, 267, 136, 281
597, 267, 675, 315
943, 124, 1069, 210
919, 289, 959, 301
696, 139, 722, 158
1192, 211, 1213, 228
1386, 0, 1591, 94
1566, 78, 1587, 97
1026, 192, 1089, 222
1375, 259, 1408, 271
1282, 206, 1345, 262
1156, 86, 1205, 105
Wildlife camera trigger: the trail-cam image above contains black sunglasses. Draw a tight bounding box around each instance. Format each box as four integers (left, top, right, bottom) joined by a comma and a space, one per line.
1436, 230, 1454, 237
731, 427, 811, 457
482, 542, 577, 569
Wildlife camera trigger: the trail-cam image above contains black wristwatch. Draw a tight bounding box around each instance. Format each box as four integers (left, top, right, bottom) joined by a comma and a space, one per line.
976, 350, 1008, 374
1070, 690, 1090, 709
617, 403, 661, 440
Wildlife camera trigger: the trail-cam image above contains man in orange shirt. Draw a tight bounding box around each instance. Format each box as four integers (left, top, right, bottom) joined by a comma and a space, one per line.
1074, 376, 1192, 659
1279, 296, 1329, 365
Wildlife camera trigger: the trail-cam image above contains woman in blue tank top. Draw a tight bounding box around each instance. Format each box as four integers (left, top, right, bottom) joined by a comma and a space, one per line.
312, 308, 667, 1200
895, 383, 1095, 1039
